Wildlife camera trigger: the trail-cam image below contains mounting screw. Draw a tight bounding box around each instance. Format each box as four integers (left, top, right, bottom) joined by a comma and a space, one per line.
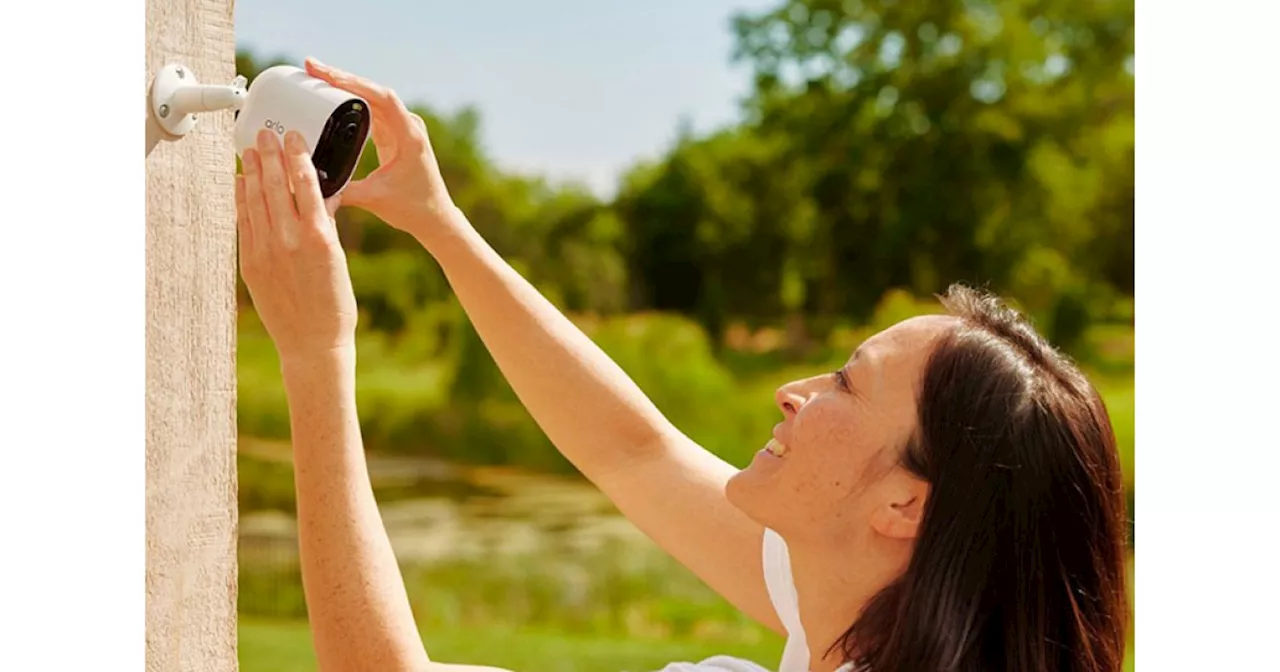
158, 104, 170, 118
176, 66, 185, 78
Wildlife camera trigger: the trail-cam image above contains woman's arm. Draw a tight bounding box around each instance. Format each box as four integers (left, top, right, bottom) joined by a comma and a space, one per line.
282, 352, 512, 672
282, 349, 431, 671
238, 129, 430, 671
304, 58, 785, 636
238, 128, 512, 672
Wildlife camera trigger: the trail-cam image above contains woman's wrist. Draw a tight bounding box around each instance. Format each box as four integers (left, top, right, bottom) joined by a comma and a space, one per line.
407, 201, 478, 260
279, 343, 357, 391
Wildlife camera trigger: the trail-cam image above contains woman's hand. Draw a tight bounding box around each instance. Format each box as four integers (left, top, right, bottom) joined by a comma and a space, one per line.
237, 127, 358, 369
303, 57, 460, 243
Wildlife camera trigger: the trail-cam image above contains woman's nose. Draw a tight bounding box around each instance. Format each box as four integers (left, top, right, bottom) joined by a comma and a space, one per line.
775, 382, 808, 419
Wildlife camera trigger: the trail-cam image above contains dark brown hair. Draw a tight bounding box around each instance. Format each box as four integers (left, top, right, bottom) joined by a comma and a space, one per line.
833, 284, 1130, 671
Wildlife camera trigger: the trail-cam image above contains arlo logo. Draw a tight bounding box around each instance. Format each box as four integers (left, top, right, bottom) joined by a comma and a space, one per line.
264, 119, 285, 134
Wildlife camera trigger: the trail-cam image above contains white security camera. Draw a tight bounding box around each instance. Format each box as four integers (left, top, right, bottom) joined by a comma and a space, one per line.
233, 65, 372, 198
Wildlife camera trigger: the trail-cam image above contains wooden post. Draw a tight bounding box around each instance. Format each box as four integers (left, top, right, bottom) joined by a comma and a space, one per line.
144, 0, 238, 669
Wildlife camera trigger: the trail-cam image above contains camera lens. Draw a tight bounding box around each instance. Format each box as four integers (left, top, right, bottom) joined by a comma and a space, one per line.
338, 110, 363, 143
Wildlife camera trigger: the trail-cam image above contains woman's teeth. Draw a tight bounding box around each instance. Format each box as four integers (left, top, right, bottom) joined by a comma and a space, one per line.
765, 439, 789, 457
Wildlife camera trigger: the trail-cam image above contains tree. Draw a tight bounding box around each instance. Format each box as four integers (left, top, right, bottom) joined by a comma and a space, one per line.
727, 0, 1133, 344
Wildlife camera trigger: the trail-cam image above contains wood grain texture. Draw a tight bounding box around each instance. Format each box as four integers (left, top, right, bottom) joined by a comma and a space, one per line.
145, 0, 239, 670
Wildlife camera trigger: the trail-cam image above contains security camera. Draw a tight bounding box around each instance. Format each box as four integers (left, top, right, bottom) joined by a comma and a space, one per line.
232, 65, 372, 198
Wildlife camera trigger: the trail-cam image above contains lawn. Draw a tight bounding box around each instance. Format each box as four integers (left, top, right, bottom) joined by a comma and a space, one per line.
242, 618, 1134, 671
242, 567, 1135, 672
239, 617, 785, 672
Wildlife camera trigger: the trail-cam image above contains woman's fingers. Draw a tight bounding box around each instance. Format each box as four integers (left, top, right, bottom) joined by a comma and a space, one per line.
305, 57, 397, 109
235, 175, 254, 259
367, 114, 397, 164
241, 148, 274, 242
297, 58, 448, 235
282, 131, 327, 228
255, 129, 300, 247
305, 58, 419, 139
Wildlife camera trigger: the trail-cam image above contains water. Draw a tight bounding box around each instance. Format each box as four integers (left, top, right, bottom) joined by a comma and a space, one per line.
239, 446, 656, 569
237, 444, 761, 644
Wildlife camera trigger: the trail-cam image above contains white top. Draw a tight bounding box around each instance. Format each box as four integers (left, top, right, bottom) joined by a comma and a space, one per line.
655, 528, 857, 672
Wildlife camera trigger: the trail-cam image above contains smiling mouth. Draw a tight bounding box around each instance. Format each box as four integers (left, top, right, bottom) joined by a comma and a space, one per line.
764, 438, 790, 457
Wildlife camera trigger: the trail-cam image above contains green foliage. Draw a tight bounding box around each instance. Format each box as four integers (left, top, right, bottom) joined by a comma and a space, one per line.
1098, 376, 1135, 493
587, 313, 737, 434
237, 310, 290, 440
238, 309, 1136, 508
238, 451, 297, 516
634, 0, 1134, 343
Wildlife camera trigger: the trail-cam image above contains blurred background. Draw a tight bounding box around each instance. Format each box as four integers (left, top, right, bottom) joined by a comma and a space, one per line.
233, 1, 1134, 670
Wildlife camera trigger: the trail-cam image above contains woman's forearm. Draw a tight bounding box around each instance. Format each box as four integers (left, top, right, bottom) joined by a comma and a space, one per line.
415, 207, 679, 479
281, 348, 429, 672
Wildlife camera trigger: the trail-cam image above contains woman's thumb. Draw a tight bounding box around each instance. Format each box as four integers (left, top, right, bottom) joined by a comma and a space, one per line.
338, 178, 413, 231
339, 177, 377, 210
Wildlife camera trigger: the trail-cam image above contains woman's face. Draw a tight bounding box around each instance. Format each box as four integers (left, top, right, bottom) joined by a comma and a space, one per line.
726, 315, 954, 544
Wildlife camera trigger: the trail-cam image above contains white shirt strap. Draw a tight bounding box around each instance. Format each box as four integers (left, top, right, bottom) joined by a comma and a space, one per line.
762, 528, 810, 672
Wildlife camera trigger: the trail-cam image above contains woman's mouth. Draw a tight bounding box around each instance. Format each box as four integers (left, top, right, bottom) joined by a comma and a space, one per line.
764, 438, 790, 457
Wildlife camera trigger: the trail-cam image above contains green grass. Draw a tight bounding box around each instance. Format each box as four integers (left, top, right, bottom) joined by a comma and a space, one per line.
240, 552, 1134, 671
241, 616, 1133, 671
239, 617, 785, 672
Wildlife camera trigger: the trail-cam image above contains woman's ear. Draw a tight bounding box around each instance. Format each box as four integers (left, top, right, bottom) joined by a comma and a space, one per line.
870, 475, 929, 540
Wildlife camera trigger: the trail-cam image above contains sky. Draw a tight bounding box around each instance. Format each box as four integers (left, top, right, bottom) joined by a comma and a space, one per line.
234, 0, 779, 198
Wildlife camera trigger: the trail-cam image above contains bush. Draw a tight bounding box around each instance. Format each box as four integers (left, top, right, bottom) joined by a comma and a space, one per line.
424, 312, 748, 472
237, 299, 1134, 505
238, 450, 297, 515
237, 308, 459, 451
237, 310, 290, 440
586, 313, 736, 431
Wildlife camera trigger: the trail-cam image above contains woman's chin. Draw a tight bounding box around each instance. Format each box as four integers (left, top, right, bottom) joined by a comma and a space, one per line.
725, 454, 785, 524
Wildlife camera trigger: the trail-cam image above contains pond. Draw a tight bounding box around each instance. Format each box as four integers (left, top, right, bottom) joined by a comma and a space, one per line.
239, 446, 655, 569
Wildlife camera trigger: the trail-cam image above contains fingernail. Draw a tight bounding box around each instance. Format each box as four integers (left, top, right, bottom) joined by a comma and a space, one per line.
308, 57, 326, 69
243, 149, 258, 171
285, 131, 304, 148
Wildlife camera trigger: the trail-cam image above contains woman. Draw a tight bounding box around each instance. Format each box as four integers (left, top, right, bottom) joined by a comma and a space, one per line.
234, 58, 1130, 672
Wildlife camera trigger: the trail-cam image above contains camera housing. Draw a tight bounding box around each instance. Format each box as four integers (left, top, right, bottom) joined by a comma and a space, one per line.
233, 65, 371, 198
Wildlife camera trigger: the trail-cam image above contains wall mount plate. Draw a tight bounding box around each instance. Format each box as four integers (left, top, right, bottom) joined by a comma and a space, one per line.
151, 63, 201, 138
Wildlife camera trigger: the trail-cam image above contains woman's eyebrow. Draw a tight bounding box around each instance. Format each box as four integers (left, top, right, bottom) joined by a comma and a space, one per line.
853, 345, 886, 398
840, 363, 866, 402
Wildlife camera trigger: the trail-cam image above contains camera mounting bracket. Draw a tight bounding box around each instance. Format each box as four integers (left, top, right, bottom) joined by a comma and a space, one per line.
149, 63, 248, 139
